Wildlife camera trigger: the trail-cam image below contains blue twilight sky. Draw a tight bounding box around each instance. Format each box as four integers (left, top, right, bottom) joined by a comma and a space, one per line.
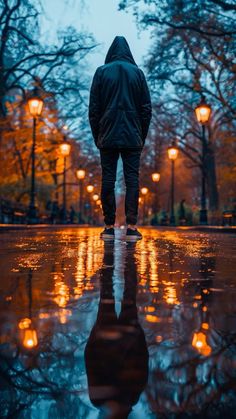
41, 0, 151, 72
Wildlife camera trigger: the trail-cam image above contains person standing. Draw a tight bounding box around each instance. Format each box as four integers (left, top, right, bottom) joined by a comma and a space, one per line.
89, 36, 152, 240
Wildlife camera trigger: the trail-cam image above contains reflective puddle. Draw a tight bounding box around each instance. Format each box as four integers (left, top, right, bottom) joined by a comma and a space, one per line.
0, 227, 236, 418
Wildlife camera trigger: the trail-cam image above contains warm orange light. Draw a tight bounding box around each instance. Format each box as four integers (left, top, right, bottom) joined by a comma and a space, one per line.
96, 199, 101, 205
22, 328, 38, 349
76, 169, 85, 180
164, 285, 179, 305
56, 308, 72, 324
93, 194, 99, 201
192, 331, 212, 356
28, 97, 44, 117
141, 187, 148, 195
168, 146, 178, 160
87, 185, 94, 193
146, 314, 161, 323
152, 172, 161, 182
145, 306, 155, 312
54, 279, 70, 308
59, 142, 71, 157
18, 318, 32, 330
195, 102, 211, 124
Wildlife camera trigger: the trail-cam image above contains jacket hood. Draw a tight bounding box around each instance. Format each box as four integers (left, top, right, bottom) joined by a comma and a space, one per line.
105, 36, 137, 65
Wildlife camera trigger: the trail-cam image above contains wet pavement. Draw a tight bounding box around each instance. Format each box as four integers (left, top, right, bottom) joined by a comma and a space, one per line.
0, 227, 236, 419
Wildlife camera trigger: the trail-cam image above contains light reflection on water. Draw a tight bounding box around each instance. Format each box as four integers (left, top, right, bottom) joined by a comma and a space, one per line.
0, 227, 236, 418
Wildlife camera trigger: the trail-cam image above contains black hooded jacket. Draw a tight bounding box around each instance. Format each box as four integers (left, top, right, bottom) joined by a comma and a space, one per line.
89, 36, 152, 149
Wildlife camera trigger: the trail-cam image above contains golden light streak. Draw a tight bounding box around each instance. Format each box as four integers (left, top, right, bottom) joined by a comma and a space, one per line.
192, 331, 212, 356
22, 328, 38, 349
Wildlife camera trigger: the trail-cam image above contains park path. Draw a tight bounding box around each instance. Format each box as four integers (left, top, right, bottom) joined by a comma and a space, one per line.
0, 227, 236, 418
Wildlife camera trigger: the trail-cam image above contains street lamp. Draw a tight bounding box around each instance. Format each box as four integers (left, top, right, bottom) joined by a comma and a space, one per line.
59, 139, 71, 224
141, 187, 148, 195
195, 100, 211, 125
87, 185, 94, 193
141, 187, 148, 225
27, 88, 44, 223
87, 185, 94, 224
195, 97, 211, 225
168, 141, 179, 226
93, 194, 99, 202
92, 194, 99, 225
151, 172, 161, 224
76, 169, 85, 224
152, 172, 161, 183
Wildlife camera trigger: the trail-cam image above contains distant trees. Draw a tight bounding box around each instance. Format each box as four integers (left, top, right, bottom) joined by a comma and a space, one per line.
0, 93, 102, 214
0, 0, 101, 214
119, 0, 236, 213
0, 0, 95, 118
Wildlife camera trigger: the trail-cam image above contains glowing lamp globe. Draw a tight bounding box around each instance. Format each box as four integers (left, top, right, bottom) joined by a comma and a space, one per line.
87, 185, 94, 193
152, 172, 161, 182
93, 194, 99, 201
22, 328, 38, 349
59, 142, 71, 157
28, 97, 44, 117
141, 187, 148, 195
192, 331, 212, 356
195, 101, 211, 124
18, 318, 32, 330
168, 145, 178, 160
76, 169, 85, 180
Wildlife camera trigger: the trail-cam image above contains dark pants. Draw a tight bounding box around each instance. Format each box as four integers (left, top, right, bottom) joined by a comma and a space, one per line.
100, 149, 142, 225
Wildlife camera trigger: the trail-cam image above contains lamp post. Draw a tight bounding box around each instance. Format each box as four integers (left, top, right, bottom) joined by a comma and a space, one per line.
195, 97, 211, 225
141, 187, 148, 225
151, 172, 161, 224
92, 194, 99, 225
59, 140, 71, 224
87, 185, 94, 224
27, 88, 44, 223
168, 141, 179, 226
76, 169, 85, 224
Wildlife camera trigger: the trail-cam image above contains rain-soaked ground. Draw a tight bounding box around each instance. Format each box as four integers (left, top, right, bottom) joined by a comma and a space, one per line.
0, 227, 236, 419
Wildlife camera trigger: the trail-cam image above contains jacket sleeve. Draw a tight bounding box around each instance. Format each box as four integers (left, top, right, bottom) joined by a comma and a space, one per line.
89, 68, 101, 145
140, 71, 152, 142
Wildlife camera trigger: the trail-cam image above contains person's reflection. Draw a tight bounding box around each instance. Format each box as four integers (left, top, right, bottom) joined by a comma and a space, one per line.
85, 241, 149, 419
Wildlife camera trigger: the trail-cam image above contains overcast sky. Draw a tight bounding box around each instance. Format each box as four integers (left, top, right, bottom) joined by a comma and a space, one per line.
41, 0, 151, 72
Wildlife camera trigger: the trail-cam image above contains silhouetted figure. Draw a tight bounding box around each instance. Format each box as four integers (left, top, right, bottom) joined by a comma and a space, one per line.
59, 205, 65, 224
179, 199, 186, 225
69, 206, 75, 224
160, 210, 168, 226
50, 200, 59, 224
151, 213, 159, 226
89, 35, 152, 240
85, 242, 149, 419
